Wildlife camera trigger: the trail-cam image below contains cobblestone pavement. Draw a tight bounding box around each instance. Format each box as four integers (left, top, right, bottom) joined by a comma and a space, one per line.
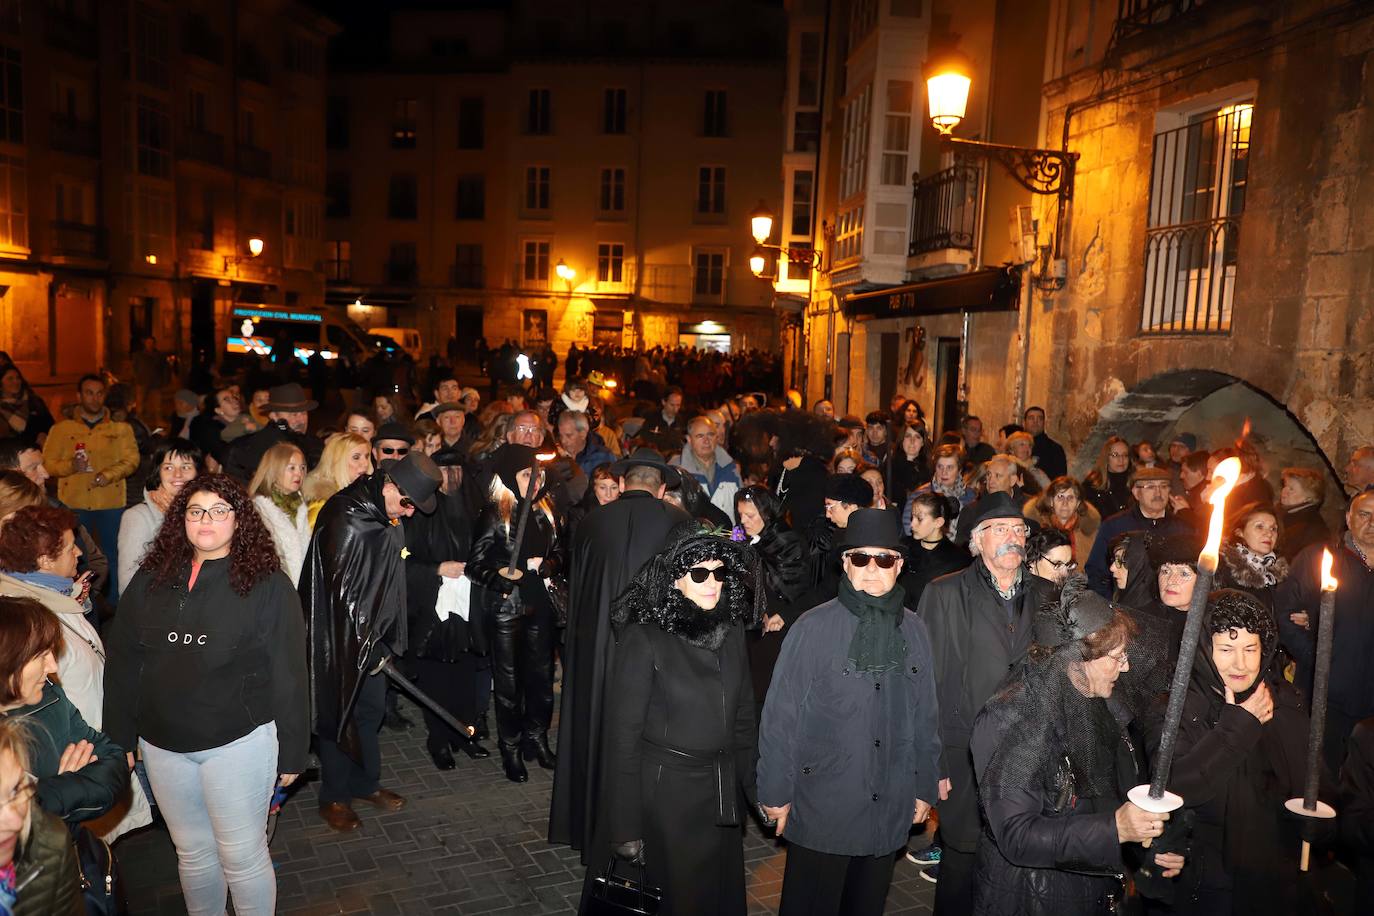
122, 697, 937, 914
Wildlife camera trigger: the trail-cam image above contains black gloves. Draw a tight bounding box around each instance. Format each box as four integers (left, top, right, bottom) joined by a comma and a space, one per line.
613, 839, 646, 865
1282, 804, 1337, 846
517, 572, 545, 603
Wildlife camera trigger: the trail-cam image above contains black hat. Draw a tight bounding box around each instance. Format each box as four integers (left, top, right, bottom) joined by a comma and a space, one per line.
387, 451, 441, 514
825, 473, 874, 508
840, 508, 902, 550
1146, 530, 1204, 569
611, 446, 671, 477
431, 445, 466, 468
960, 491, 1026, 534
492, 443, 540, 496
264, 382, 317, 413
374, 421, 415, 446
837, 414, 864, 431
1034, 576, 1117, 649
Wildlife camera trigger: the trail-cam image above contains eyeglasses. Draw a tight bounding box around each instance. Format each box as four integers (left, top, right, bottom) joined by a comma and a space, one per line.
687, 566, 728, 583
185, 504, 234, 522
1134, 482, 1170, 493
846, 552, 901, 569
513, 425, 540, 434
1044, 558, 1078, 571
981, 523, 1031, 538
0, 773, 36, 814
378, 446, 410, 456
1105, 650, 1129, 669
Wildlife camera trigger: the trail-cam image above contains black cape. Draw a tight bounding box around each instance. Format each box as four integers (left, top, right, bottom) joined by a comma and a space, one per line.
300, 471, 408, 762
547, 489, 689, 858
403, 485, 475, 662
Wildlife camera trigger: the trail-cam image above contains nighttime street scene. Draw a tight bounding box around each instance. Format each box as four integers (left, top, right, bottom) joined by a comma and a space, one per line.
0, 0, 1372, 913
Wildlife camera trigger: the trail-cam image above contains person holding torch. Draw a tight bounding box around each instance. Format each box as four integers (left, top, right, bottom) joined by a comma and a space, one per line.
466, 444, 564, 783
1277, 489, 1374, 773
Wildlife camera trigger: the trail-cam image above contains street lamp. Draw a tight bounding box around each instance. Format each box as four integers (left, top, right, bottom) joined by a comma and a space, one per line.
924, 50, 972, 135
746, 201, 824, 278
247, 237, 265, 258
554, 259, 575, 282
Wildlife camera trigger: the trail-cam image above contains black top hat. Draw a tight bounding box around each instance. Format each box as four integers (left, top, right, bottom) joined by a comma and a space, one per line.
387, 452, 442, 514
264, 383, 317, 413
840, 509, 903, 551
960, 491, 1026, 534
374, 421, 415, 446
611, 446, 671, 477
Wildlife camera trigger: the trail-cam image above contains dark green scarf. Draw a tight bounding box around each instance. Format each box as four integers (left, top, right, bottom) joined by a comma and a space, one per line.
838, 577, 907, 674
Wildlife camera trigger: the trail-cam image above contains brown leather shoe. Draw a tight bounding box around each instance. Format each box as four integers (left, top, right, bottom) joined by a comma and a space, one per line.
355, 788, 406, 811
319, 802, 361, 832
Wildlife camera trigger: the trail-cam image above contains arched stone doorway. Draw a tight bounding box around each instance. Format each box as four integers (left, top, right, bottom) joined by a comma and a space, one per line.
1072, 369, 1343, 521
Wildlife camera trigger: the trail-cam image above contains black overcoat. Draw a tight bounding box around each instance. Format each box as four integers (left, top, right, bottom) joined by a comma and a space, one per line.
548, 490, 689, 856
300, 472, 407, 760
594, 619, 756, 916
403, 486, 475, 662
917, 561, 1034, 852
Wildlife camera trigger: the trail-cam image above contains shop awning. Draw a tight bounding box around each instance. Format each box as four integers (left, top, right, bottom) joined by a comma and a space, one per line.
844, 267, 1019, 321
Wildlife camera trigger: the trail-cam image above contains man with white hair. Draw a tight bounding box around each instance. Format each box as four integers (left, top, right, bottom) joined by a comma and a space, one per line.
670, 415, 742, 522
915, 491, 1035, 913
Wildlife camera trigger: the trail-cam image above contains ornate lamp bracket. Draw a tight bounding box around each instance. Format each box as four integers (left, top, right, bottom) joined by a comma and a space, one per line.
947, 137, 1078, 199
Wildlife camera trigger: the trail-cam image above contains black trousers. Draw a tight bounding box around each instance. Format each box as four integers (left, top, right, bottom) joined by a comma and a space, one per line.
933, 845, 976, 915
492, 604, 555, 748
317, 671, 384, 805
412, 655, 479, 749
778, 844, 897, 916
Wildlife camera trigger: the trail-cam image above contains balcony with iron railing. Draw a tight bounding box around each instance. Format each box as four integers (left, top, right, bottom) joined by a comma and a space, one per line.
907, 162, 980, 276
1113, 0, 1207, 45
49, 115, 99, 157
50, 222, 107, 260
180, 127, 226, 167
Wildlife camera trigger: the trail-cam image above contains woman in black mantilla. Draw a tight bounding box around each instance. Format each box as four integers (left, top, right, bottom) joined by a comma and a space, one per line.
733, 485, 807, 704
969, 578, 1185, 915
586, 520, 766, 916
1147, 589, 1334, 916
466, 443, 564, 783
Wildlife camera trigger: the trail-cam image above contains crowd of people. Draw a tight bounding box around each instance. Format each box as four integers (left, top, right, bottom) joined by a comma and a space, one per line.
0, 339, 1371, 915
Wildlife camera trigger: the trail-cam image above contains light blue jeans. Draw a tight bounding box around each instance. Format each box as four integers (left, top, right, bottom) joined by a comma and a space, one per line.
140, 722, 278, 916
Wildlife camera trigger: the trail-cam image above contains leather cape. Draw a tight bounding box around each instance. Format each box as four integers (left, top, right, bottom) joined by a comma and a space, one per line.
300, 471, 408, 762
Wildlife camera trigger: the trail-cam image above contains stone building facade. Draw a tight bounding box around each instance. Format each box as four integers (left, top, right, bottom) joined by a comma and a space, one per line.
324, 2, 786, 365
787, 0, 1371, 504
0, 0, 333, 405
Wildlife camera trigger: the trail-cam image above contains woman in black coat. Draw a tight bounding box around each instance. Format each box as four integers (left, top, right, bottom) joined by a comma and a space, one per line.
898, 490, 970, 607
887, 422, 932, 514
466, 444, 565, 783
969, 580, 1184, 915
1152, 589, 1334, 915
587, 521, 766, 916
403, 453, 488, 770
733, 486, 807, 704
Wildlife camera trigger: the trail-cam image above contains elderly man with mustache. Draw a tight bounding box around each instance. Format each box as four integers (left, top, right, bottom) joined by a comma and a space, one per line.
915, 491, 1037, 914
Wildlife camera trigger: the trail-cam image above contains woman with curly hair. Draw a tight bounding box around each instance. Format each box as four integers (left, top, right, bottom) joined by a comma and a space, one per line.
248, 442, 311, 586
586, 520, 765, 916
103, 474, 308, 916
302, 433, 372, 527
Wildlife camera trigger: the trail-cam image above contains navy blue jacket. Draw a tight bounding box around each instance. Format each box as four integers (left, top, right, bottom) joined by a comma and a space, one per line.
757, 596, 941, 856
1085, 507, 1187, 597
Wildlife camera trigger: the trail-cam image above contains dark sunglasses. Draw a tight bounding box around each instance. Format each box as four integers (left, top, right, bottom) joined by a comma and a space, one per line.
687, 567, 728, 583
379, 446, 410, 456
847, 551, 900, 569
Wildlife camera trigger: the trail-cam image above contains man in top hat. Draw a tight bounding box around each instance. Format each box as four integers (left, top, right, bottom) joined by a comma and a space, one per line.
759, 509, 941, 916
301, 451, 442, 832
222, 382, 323, 481
549, 447, 690, 860
917, 490, 1036, 914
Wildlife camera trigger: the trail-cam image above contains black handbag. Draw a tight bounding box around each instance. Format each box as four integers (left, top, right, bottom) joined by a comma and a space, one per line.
71, 825, 127, 916
578, 859, 661, 916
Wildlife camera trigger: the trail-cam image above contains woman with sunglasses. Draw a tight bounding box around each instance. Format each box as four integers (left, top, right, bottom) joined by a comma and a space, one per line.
466, 444, 564, 783
104, 474, 308, 916
588, 520, 765, 916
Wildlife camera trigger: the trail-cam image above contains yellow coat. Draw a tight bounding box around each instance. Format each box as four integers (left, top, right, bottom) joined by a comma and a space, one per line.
42, 412, 139, 510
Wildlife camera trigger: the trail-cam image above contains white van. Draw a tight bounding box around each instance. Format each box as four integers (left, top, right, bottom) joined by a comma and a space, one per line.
369, 327, 423, 361
225, 305, 375, 367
